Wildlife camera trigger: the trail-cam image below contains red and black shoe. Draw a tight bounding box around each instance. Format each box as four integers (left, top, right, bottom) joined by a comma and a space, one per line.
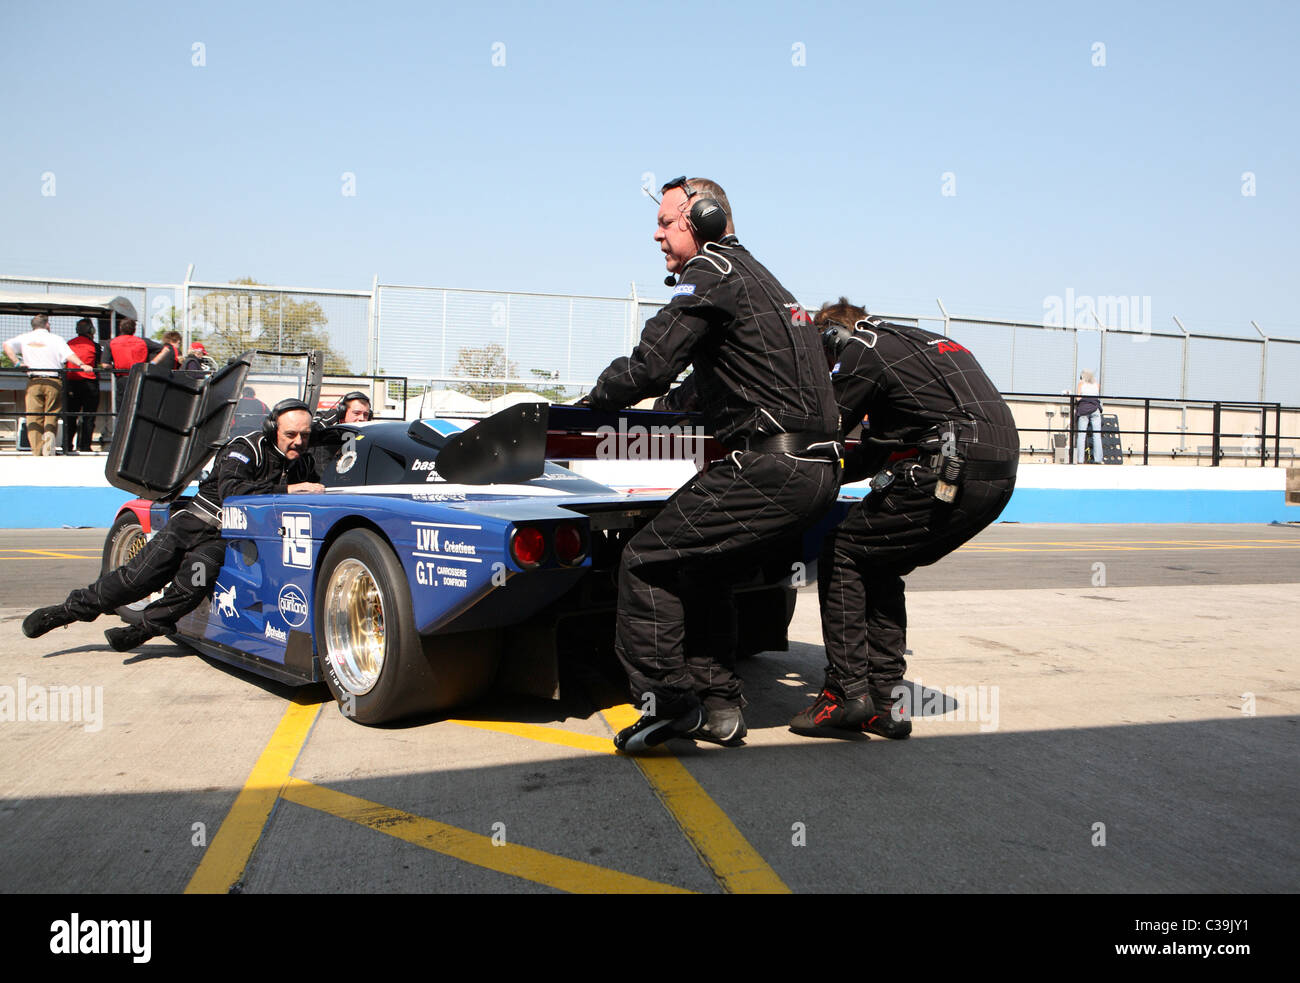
863, 699, 912, 740
789, 689, 872, 735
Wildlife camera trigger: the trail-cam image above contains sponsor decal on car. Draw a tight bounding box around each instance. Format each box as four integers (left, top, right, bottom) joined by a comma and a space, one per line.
214, 583, 238, 619
265, 623, 287, 644
436, 565, 468, 588
442, 539, 476, 556
281, 513, 312, 568
278, 584, 309, 628
221, 506, 248, 530
415, 527, 440, 552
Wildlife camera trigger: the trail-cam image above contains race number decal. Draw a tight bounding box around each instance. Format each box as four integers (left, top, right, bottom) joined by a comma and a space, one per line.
281, 513, 312, 569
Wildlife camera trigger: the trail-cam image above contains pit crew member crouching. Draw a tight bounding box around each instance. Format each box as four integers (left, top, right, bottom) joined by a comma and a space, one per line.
22, 400, 324, 652
790, 299, 1018, 740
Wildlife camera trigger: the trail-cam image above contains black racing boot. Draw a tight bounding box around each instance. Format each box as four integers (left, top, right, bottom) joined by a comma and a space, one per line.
23, 604, 76, 639
863, 698, 912, 740
789, 688, 872, 735
105, 624, 156, 652
614, 705, 707, 754
692, 706, 747, 747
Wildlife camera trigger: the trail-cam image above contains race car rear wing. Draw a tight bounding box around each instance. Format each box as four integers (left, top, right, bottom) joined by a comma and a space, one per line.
405, 403, 719, 485
544, 404, 723, 461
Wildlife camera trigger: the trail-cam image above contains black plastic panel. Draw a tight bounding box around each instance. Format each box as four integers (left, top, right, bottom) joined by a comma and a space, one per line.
104, 354, 253, 500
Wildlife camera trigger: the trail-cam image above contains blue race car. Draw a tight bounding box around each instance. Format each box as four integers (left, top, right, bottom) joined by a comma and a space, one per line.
101, 353, 828, 725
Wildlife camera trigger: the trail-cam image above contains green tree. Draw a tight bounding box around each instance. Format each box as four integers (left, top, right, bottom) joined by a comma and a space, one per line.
450, 343, 520, 400
528, 368, 568, 403
151, 305, 182, 341
186, 277, 352, 373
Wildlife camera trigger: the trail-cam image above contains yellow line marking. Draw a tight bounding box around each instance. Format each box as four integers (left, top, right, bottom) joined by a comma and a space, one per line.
600, 702, 791, 895
2, 549, 93, 559
280, 777, 691, 894
185, 700, 322, 894
449, 718, 616, 755
1, 546, 101, 552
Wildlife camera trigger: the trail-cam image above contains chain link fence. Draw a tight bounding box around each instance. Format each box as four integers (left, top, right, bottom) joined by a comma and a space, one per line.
184, 281, 371, 376
5, 274, 1299, 408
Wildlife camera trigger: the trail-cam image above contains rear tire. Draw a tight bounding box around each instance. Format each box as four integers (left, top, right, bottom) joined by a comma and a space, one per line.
315, 529, 499, 724
101, 511, 155, 624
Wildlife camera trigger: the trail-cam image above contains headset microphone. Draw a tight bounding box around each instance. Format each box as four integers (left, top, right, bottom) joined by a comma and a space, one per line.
664, 274, 677, 287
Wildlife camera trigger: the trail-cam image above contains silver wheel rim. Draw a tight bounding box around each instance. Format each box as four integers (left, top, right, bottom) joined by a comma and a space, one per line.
323, 558, 386, 695
111, 524, 159, 612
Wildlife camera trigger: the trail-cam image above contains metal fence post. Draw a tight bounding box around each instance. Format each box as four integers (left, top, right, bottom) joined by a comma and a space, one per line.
1173, 316, 1190, 399
1252, 320, 1267, 402
367, 274, 379, 377
1211, 402, 1221, 466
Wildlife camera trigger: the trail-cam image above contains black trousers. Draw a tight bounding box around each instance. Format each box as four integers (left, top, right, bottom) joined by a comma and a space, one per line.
62, 379, 100, 452
819, 463, 1015, 704
65, 511, 227, 636
616, 451, 840, 718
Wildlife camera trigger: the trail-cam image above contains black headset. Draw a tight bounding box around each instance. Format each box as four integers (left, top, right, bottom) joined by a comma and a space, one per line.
660, 176, 728, 244
263, 398, 312, 439
820, 319, 877, 361
338, 391, 371, 418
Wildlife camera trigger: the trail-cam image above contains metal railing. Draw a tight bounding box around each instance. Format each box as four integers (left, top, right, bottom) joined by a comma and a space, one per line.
1009, 391, 1299, 466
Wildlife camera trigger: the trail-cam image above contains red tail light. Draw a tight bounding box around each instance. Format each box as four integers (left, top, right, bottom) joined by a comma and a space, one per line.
511, 526, 546, 567
554, 522, 586, 565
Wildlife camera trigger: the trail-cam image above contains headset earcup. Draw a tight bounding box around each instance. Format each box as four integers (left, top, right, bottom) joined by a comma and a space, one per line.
689, 198, 727, 243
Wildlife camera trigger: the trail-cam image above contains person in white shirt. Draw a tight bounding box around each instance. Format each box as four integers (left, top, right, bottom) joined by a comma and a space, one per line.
4, 314, 94, 456
1075, 369, 1104, 464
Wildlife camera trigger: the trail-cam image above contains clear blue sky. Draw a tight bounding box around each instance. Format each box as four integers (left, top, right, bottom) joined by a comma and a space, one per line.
3, 0, 1297, 337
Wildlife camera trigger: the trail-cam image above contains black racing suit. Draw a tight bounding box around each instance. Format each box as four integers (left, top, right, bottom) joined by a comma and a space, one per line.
819, 320, 1019, 706
589, 237, 841, 718
66, 432, 319, 636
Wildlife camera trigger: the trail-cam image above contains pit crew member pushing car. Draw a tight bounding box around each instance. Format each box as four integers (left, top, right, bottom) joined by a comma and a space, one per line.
789, 299, 1018, 739
23, 400, 325, 652
587, 176, 841, 752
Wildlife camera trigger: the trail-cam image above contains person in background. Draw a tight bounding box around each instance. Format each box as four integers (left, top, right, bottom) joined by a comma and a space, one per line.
152, 330, 183, 370
1075, 369, 1103, 464
62, 318, 103, 454
107, 319, 154, 444
180, 341, 212, 374
316, 391, 373, 427
3, 314, 95, 456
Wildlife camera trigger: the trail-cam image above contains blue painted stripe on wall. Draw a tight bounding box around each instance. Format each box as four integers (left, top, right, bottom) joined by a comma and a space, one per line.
1, 488, 136, 529
999, 489, 1292, 523
0, 485, 1293, 528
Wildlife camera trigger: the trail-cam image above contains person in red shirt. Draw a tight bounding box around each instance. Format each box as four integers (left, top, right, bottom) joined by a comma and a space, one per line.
105, 319, 158, 445
63, 318, 103, 454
